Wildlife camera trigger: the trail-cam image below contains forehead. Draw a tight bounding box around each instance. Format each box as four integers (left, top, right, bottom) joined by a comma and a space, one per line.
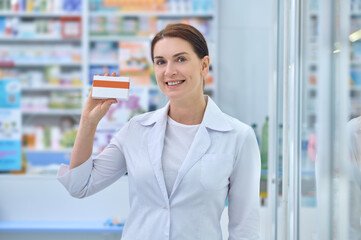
153, 37, 195, 56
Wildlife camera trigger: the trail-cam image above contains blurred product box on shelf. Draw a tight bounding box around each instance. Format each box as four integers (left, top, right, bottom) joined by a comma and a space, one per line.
92, 75, 130, 100
60, 17, 81, 39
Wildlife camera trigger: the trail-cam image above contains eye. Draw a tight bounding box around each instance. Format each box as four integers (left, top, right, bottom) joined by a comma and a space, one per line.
177, 57, 186, 62
155, 59, 165, 65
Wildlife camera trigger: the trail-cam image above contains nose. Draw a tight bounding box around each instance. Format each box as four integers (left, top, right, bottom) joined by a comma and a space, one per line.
164, 62, 177, 78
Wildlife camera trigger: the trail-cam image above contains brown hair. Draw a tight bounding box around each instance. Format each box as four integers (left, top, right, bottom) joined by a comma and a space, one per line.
151, 23, 209, 62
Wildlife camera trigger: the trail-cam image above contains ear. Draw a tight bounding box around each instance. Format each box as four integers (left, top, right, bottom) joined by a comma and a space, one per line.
201, 56, 210, 77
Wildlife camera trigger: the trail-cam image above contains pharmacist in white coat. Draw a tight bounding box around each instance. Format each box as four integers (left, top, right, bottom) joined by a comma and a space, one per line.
58, 23, 261, 240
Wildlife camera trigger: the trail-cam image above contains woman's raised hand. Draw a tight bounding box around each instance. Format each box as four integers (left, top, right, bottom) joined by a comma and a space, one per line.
81, 72, 118, 128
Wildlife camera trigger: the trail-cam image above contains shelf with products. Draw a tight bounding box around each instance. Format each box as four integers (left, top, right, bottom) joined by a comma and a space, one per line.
0, 36, 81, 41
89, 11, 214, 18
0, 0, 82, 14
22, 109, 82, 115
23, 148, 73, 154
0, 15, 82, 40
88, 0, 213, 13
0, 0, 85, 171
0, 44, 83, 66
21, 114, 79, 163
22, 86, 83, 91
89, 35, 153, 42
0, 62, 82, 67
0, 12, 81, 17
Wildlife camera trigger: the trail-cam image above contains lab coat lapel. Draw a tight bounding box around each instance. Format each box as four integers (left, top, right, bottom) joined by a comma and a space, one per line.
147, 108, 169, 203
170, 97, 232, 197
170, 125, 211, 197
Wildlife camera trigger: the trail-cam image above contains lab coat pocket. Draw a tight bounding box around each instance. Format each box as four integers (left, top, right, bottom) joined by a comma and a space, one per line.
200, 154, 234, 190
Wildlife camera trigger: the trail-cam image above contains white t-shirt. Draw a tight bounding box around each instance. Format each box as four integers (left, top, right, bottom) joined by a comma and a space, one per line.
162, 116, 200, 197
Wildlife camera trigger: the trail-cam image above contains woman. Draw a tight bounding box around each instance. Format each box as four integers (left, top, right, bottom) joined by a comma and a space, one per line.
58, 23, 261, 240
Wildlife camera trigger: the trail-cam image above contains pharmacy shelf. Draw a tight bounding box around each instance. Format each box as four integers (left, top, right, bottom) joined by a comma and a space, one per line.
0, 220, 123, 233
89, 35, 153, 42
0, 36, 81, 42
22, 109, 82, 115
89, 11, 214, 18
90, 60, 119, 66
21, 86, 83, 91
0, 62, 82, 67
23, 148, 73, 154
0, 12, 82, 17
90, 35, 215, 43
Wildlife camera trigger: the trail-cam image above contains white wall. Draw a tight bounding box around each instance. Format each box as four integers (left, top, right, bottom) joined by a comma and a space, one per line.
218, 0, 273, 130
217, 1, 274, 239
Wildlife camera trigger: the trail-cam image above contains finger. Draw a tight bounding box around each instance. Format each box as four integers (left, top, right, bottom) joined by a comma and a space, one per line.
104, 73, 110, 76
110, 98, 117, 104
111, 72, 116, 77
101, 99, 116, 113
87, 87, 93, 99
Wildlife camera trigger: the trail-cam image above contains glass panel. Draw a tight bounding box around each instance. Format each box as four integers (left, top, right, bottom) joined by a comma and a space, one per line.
346, 0, 361, 238
275, 0, 285, 239
299, 0, 319, 239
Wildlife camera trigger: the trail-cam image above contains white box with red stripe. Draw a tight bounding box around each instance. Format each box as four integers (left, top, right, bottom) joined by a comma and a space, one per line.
92, 75, 130, 100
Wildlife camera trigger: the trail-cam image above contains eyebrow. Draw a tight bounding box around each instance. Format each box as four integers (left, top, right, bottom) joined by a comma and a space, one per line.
154, 52, 190, 59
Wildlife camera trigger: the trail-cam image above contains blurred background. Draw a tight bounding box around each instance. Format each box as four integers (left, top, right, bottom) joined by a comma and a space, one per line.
0, 0, 360, 239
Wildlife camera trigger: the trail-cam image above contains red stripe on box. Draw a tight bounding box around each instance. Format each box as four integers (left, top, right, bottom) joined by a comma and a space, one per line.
93, 80, 130, 89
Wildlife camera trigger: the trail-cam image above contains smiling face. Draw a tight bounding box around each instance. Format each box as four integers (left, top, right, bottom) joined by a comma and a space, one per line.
153, 37, 209, 103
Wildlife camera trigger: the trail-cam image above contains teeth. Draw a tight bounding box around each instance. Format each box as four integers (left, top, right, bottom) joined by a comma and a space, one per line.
167, 81, 183, 86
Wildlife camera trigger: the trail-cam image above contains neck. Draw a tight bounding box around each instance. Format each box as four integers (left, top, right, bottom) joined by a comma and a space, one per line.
168, 95, 207, 125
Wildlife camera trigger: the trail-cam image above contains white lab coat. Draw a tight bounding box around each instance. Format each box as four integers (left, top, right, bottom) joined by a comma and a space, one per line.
57, 96, 261, 240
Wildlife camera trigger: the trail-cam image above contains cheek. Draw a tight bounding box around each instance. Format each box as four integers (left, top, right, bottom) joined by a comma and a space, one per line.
154, 68, 163, 79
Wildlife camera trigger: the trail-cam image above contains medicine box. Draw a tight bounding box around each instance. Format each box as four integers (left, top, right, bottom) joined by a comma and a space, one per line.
92, 75, 130, 100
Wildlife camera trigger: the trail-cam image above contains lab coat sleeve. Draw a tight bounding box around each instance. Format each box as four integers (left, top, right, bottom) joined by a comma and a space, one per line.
57, 123, 129, 198
228, 128, 261, 240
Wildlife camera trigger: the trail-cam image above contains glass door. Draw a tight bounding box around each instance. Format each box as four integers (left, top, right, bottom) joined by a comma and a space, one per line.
270, 0, 360, 239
